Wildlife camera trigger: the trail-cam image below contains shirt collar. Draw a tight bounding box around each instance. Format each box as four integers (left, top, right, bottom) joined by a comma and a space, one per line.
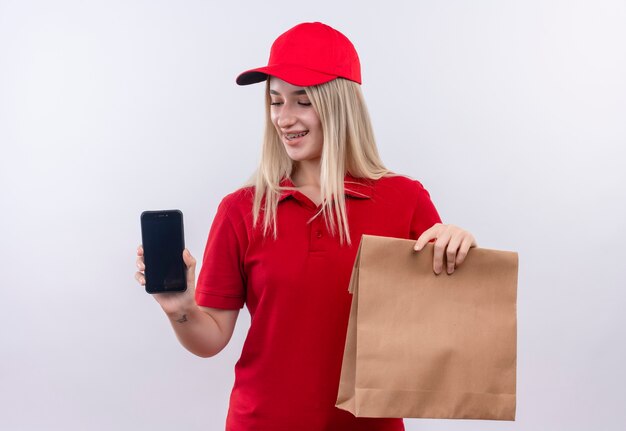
278, 173, 374, 203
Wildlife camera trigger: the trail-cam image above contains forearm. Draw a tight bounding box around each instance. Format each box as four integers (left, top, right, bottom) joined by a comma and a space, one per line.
164, 305, 229, 358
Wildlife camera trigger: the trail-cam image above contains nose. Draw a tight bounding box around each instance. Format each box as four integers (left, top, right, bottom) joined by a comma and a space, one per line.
276, 103, 296, 129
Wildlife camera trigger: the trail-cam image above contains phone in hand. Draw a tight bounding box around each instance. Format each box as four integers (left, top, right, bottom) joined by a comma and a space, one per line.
140, 210, 187, 294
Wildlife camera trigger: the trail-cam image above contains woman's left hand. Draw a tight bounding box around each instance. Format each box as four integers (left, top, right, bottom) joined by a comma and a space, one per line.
414, 223, 477, 275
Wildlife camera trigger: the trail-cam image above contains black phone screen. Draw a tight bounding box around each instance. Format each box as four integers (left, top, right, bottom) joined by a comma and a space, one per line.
140, 210, 186, 294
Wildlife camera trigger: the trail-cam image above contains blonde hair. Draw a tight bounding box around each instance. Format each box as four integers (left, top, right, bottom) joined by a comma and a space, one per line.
246, 78, 389, 245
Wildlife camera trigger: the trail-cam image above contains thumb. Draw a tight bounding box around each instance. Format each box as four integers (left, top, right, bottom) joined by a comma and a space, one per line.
182, 248, 196, 286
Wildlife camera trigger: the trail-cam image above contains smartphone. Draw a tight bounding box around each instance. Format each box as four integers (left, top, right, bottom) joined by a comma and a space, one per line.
140, 210, 187, 294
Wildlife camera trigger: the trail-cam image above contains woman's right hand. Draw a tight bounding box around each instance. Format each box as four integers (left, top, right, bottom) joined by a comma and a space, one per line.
135, 245, 198, 316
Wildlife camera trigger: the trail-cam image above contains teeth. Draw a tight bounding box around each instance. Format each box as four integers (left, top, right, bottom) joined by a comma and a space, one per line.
286, 131, 308, 140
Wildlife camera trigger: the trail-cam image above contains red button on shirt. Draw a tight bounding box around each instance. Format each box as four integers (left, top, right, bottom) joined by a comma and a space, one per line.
196, 174, 441, 431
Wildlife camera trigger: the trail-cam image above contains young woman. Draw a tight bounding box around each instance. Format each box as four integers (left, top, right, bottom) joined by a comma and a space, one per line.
135, 22, 476, 431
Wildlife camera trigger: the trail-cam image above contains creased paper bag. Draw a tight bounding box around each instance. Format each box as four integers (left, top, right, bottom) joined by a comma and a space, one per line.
336, 235, 518, 420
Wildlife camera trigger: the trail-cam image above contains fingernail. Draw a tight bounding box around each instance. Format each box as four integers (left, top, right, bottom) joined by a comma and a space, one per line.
415, 245, 422, 251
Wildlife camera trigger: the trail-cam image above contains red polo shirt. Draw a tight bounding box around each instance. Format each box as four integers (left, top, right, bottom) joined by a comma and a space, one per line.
196, 174, 441, 431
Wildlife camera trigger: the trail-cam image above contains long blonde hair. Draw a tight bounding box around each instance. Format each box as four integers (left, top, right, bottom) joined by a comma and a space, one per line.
247, 78, 389, 245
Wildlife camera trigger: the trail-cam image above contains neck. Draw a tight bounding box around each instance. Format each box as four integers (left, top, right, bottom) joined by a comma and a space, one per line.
292, 160, 321, 187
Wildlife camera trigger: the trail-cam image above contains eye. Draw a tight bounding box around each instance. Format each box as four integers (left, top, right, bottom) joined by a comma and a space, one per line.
298, 101, 312, 106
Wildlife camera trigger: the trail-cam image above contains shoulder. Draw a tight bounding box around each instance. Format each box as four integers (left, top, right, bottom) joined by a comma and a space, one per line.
373, 173, 429, 197
373, 173, 441, 225
213, 186, 255, 226
219, 186, 255, 210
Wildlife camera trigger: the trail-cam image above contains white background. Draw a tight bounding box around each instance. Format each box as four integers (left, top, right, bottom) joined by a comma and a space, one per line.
1, 1, 625, 430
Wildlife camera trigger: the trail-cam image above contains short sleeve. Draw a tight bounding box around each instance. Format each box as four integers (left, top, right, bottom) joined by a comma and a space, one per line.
409, 181, 442, 240
195, 195, 248, 309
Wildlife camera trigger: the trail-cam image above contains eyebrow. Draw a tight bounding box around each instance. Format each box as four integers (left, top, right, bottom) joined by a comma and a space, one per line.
269, 89, 307, 96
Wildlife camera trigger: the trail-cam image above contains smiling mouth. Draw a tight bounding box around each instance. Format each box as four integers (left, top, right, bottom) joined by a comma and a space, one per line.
284, 131, 309, 141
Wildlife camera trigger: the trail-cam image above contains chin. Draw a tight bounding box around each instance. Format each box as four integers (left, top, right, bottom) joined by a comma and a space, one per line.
285, 152, 321, 163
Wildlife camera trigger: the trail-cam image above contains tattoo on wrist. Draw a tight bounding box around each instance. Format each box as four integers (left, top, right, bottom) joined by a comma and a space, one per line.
176, 314, 188, 324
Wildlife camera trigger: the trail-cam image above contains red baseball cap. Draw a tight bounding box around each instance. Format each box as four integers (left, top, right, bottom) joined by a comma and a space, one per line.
236, 22, 362, 87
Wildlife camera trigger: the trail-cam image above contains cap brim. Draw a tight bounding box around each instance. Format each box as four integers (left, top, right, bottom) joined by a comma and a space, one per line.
236, 64, 338, 87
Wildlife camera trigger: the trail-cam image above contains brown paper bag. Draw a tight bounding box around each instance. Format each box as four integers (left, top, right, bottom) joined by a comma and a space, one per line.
336, 235, 518, 420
